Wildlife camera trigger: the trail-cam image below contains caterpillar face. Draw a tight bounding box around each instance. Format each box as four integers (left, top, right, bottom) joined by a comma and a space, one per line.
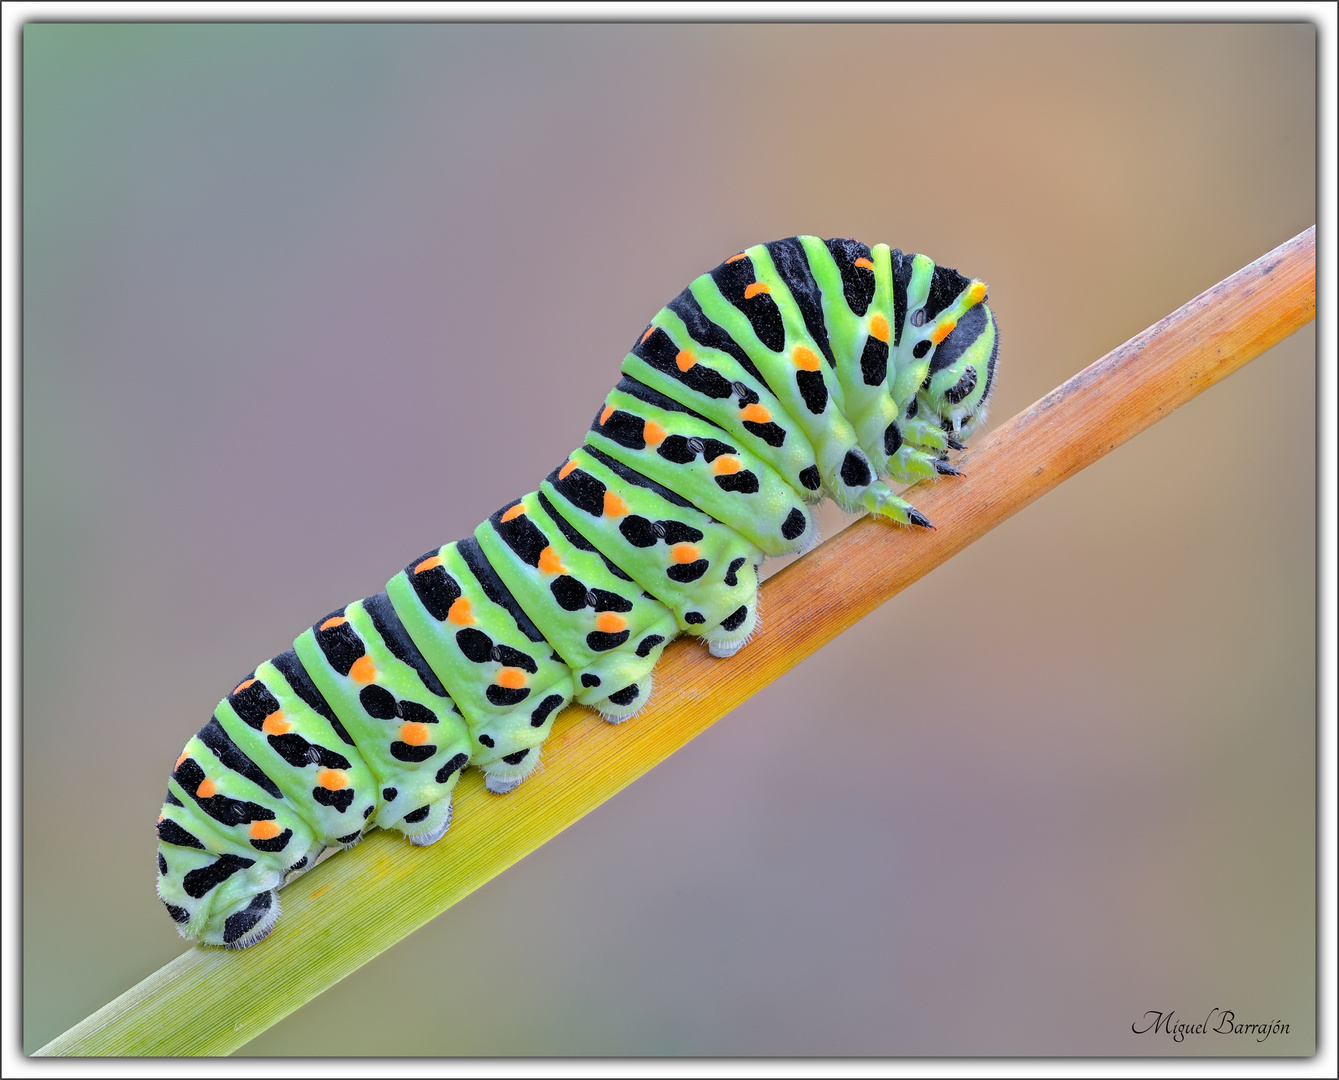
919, 300, 999, 440
156, 236, 998, 947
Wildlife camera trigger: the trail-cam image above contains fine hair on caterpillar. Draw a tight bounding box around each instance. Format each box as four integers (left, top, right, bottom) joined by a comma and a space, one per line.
155, 236, 999, 948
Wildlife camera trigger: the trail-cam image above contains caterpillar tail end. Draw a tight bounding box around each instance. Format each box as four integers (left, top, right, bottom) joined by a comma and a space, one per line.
189, 888, 281, 950
222, 891, 281, 949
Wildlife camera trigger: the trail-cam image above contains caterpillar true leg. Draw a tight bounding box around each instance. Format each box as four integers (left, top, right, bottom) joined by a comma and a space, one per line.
156, 236, 997, 946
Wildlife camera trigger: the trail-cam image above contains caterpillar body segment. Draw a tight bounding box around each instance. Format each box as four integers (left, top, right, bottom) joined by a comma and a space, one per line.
156, 236, 999, 947
476, 490, 679, 716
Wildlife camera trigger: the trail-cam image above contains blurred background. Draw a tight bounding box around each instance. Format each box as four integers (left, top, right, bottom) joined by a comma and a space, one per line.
23, 23, 1315, 1056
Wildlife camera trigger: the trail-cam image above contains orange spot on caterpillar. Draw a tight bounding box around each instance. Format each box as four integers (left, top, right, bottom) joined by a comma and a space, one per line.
743, 282, 770, 300
603, 491, 629, 517
853, 257, 875, 271
175, 752, 188, 770
448, 597, 475, 625
349, 655, 377, 684
868, 314, 890, 343
538, 546, 567, 575
233, 678, 256, 695
671, 544, 700, 564
496, 667, 527, 689
399, 722, 431, 747
500, 504, 526, 522
711, 456, 742, 475
320, 615, 347, 631
317, 769, 349, 791
599, 404, 614, 425
250, 820, 281, 841
675, 349, 696, 372
414, 555, 442, 574
643, 420, 666, 445
739, 403, 771, 423
559, 460, 578, 479
262, 712, 290, 736
196, 777, 216, 799
157, 813, 164, 824
596, 613, 627, 634
932, 319, 957, 345
968, 281, 988, 304
640, 326, 655, 344
792, 345, 822, 371
726, 252, 748, 263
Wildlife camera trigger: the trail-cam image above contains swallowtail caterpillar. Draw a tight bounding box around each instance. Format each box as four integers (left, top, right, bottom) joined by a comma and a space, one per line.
156, 236, 999, 948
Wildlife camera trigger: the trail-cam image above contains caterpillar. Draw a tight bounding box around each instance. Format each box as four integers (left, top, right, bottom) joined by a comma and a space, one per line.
155, 236, 999, 948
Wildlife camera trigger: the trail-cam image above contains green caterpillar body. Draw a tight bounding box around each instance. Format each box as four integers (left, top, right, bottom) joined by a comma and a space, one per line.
156, 236, 999, 948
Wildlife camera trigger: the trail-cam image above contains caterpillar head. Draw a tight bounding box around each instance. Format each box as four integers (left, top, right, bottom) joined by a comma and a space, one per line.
919, 299, 999, 443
